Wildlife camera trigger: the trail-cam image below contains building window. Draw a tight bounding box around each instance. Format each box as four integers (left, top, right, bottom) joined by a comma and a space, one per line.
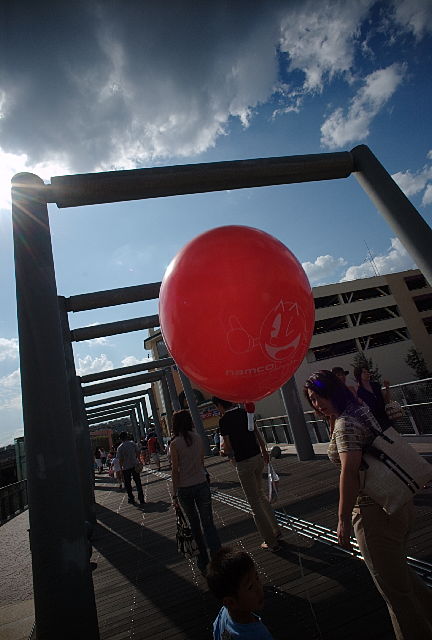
314, 294, 340, 309
156, 339, 169, 358
314, 315, 349, 334
413, 293, 432, 313
358, 328, 409, 350
311, 339, 358, 361
405, 274, 427, 291
423, 317, 432, 334
341, 285, 390, 304
350, 305, 400, 326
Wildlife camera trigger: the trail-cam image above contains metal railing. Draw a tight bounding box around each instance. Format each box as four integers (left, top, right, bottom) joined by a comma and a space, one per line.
0, 480, 28, 525
257, 377, 432, 444
387, 377, 432, 435
255, 415, 293, 446
257, 413, 329, 445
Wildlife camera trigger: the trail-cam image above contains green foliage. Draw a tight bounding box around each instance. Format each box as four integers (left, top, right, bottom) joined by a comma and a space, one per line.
351, 350, 382, 384
405, 347, 431, 380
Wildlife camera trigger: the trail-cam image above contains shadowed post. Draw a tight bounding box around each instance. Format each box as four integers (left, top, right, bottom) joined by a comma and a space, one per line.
11, 173, 99, 639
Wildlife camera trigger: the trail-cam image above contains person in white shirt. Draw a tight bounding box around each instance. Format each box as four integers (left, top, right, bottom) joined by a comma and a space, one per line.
111, 454, 123, 491
117, 432, 145, 505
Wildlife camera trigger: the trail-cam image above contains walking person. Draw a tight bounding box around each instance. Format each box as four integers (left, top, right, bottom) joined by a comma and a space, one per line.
304, 370, 432, 640
99, 447, 107, 471
94, 447, 102, 474
331, 366, 358, 397
213, 397, 282, 551
117, 431, 145, 505
170, 410, 221, 576
111, 453, 123, 491
354, 366, 391, 428
147, 431, 161, 471
213, 428, 221, 452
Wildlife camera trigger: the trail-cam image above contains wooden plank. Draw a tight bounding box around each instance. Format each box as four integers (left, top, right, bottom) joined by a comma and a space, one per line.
91, 453, 430, 639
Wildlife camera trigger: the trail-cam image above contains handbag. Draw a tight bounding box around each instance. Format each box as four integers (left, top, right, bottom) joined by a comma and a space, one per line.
134, 461, 143, 474
360, 424, 432, 515
385, 400, 404, 421
175, 506, 199, 559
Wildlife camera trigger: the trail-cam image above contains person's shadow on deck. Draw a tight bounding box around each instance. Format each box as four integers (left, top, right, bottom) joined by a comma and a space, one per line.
92, 502, 338, 640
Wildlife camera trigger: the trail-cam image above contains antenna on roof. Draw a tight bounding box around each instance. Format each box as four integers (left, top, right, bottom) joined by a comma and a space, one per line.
364, 240, 380, 277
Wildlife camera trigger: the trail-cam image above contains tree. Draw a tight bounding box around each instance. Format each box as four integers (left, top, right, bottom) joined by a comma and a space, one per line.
405, 347, 431, 380
351, 350, 382, 383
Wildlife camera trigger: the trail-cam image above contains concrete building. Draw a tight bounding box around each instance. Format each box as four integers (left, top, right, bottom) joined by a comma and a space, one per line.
279, 268, 431, 415
145, 269, 432, 423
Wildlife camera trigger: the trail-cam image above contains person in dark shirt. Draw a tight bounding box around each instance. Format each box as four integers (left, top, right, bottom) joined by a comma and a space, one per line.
213, 397, 281, 551
354, 367, 391, 428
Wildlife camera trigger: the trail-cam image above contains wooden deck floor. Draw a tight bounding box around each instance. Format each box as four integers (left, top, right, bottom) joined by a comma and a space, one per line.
91, 452, 432, 640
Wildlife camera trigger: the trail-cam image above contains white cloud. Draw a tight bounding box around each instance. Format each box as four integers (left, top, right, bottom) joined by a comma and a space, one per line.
391, 167, 432, 197
84, 336, 110, 346
391, 151, 432, 205
340, 237, 416, 281
422, 184, 432, 206
391, 0, 432, 39
320, 63, 406, 148
121, 355, 152, 367
302, 255, 347, 285
0, 368, 21, 388
0, 368, 22, 410
0, 337, 19, 361
0, 426, 24, 448
112, 244, 157, 271
0, 0, 428, 194
76, 354, 113, 376
280, 0, 373, 92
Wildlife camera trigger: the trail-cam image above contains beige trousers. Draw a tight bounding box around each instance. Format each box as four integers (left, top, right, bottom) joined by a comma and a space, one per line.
353, 501, 432, 640
236, 454, 280, 547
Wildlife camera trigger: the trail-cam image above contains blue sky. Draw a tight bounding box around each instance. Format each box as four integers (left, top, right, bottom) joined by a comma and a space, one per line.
0, 0, 431, 446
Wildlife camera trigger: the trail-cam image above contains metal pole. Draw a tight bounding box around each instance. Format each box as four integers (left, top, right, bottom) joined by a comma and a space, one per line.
85, 388, 150, 407
280, 378, 315, 461
135, 401, 145, 438
58, 298, 96, 526
165, 367, 181, 411
81, 356, 173, 383
160, 374, 173, 434
81, 370, 162, 396
65, 282, 161, 312
130, 410, 139, 442
86, 403, 137, 417
11, 173, 99, 639
49, 151, 354, 208
140, 398, 150, 433
87, 411, 131, 425
71, 314, 159, 342
178, 370, 211, 455
351, 145, 432, 285
147, 388, 164, 449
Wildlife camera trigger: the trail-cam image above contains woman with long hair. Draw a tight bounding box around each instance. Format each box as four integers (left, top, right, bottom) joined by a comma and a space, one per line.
170, 410, 221, 576
304, 370, 432, 639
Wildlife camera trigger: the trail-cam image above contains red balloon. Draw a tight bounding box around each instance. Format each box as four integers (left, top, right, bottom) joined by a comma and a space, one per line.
159, 225, 315, 403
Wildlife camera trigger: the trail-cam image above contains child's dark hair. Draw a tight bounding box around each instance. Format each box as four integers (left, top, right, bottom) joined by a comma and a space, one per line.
207, 546, 255, 600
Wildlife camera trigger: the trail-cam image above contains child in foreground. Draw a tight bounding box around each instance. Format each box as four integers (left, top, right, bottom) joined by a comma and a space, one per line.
207, 546, 274, 639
